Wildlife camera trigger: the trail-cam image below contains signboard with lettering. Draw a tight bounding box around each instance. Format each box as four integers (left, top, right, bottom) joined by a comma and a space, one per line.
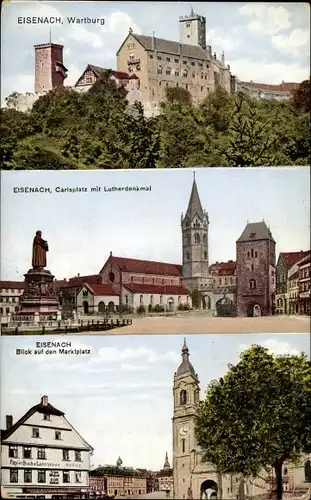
8, 458, 84, 469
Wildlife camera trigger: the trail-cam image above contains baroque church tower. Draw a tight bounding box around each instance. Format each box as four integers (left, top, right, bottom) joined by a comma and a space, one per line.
181, 174, 210, 292
172, 339, 200, 499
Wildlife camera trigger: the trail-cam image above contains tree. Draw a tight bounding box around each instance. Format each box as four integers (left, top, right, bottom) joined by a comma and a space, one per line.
291, 79, 311, 113
165, 86, 192, 107
0, 108, 35, 169
195, 345, 311, 500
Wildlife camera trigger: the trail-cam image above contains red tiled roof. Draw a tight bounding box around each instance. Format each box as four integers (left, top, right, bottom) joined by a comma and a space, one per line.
129, 74, 139, 79
0, 281, 24, 289
54, 279, 68, 291
124, 283, 189, 295
112, 70, 130, 80
85, 284, 119, 296
240, 81, 300, 92
280, 251, 310, 268
111, 256, 182, 277
210, 261, 236, 275
68, 274, 102, 287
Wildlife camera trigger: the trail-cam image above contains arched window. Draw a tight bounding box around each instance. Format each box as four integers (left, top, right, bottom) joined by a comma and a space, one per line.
201, 72, 204, 79
251, 248, 254, 258
140, 295, 143, 305
203, 233, 207, 244
249, 279, 256, 290
180, 390, 187, 405
204, 251, 207, 259
160, 295, 163, 304
157, 65, 163, 75
183, 69, 188, 77
150, 295, 154, 305
186, 252, 190, 260
166, 67, 171, 75
109, 272, 115, 283
181, 439, 186, 453
178, 296, 181, 304
194, 233, 200, 244
247, 251, 250, 258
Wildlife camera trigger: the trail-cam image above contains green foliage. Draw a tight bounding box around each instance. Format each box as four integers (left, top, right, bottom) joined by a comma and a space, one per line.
136, 305, 146, 315
1, 81, 309, 169
195, 345, 311, 500
291, 79, 311, 113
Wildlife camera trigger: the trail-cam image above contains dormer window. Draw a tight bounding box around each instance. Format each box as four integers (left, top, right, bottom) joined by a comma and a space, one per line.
249, 231, 256, 239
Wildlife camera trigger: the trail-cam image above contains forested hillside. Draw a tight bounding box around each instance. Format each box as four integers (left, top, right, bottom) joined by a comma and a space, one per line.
1, 74, 310, 170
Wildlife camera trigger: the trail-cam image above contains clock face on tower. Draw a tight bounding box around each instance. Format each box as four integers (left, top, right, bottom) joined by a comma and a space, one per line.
179, 424, 189, 436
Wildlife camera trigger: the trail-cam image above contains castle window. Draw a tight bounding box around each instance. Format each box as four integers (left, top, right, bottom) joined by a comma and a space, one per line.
204, 251, 207, 259
181, 439, 186, 453
175, 70, 180, 76
247, 251, 250, 258
183, 60, 187, 64
201, 86, 203, 91
180, 390, 187, 405
186, 252, 190, 260
249, 279, 256, 290
157, 55, 162, 60
205, 74, 208, 80
255, 251, 258, 258
166, 57, 171, 62
183, 69, 188, 77
251, 249, 254, 258
203, 233, 207, 244
206, 64, 209, 68
194, 233, 200, 244
157, 65, 163, 75
140, 295, 143, 305
199, 62, 203, 67
201, 72, 204, 79
174, 58, 179, 63
192, 72, 195, 78
186, 23, 191, 27
149, 54, 154, 59
251, 264, 254, 271
191, 61, 195, 66
166, 67, 172, 75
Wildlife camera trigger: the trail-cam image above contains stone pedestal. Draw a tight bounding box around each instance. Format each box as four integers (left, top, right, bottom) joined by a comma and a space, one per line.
17, 268, 59, 317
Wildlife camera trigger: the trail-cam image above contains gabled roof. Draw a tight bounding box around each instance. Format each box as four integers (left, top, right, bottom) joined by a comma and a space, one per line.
0, 281, 24, 289
185, 177, 205, 220
75, 65, 130, 86
82, 283, 119, 296
240, 80, 299, 93
123, 283, 189, 295
280, 250, 310, 269
121, 32, 210, 60
67, 274, 102, 287
104, 255, 182, 277
237, 221, 275, 243
2, 399, 64, 441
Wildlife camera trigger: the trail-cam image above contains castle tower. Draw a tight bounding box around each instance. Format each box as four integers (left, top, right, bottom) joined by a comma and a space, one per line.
34, 43, 68, 93
179, 7, 207, 50
181, 174, 210, 291
172, 339, 200, 499
236, 221, 276, 317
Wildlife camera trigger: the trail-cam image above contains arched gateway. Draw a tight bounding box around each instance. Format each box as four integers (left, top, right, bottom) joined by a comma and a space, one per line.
246, 302, 262, 317
200, 479, 218, 500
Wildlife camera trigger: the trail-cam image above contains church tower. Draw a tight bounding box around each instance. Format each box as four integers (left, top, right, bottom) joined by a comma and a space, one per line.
181, 174, 210, 291
179, 7, 207, 50
172, 339, 200, 499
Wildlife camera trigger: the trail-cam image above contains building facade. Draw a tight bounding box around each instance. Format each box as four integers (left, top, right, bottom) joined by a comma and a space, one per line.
1, 396, 93, 499
89, 458, 147, 497
157, 452, 173, 493
275, 251, 309, 315
298, 253, 311, 315
172, 340, 311, 500
236, 79, 299, 102
0, 281, 24, 319
236, 221, 276, 317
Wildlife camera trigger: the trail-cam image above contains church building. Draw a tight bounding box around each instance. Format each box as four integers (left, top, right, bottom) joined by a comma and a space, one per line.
172, 340, 311, 500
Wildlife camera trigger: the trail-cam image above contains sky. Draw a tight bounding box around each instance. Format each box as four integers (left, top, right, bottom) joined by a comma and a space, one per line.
1, 167, 310, 281
1, 333, 309, 471
1, 1, 310, 104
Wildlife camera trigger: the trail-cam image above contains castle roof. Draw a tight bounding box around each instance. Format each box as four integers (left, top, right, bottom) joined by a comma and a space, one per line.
236, 221, 275, 243
279, 250, 310, 269
176, 338, 197, 377
121, 33, 210, 61
106, 255, 182, 277
82, 283, 119, 296
185, 176, 205, 220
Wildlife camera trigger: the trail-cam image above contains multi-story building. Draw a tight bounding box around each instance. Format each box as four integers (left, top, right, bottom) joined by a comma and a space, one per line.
275, 251, 309, 314
89, 458, 147, 497
298, 253, 311, 315
1, 395, 93, 499
172, 339, 311, 500
0, 281, 24, 318
157, 452, 173, 493
116, 8, 232, 116
236, 221, 276, 317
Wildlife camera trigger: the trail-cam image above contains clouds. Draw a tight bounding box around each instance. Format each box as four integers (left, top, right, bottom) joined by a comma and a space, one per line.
240, 337, 301, 356
239, 3, 292, 35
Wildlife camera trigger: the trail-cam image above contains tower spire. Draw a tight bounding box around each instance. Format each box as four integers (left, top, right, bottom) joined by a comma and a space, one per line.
163, 451, 170, 469
185, 175, 204, 220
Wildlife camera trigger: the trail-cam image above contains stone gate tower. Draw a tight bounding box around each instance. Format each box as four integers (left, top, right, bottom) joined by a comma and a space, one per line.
34, 42, 67, 93
172, 339, 201, 499
181, 174, 210, 291
179, 7, 207, 50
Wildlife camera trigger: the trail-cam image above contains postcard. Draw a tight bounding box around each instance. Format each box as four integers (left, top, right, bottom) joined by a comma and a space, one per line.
0, 167, 310, 335
1, 1, 310, 169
